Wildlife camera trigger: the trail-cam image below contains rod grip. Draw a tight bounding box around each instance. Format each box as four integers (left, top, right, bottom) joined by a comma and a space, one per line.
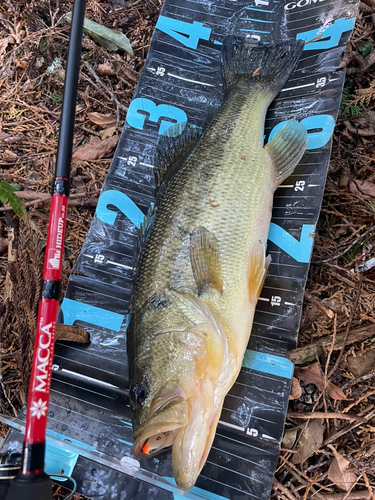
5, 472, 53, 500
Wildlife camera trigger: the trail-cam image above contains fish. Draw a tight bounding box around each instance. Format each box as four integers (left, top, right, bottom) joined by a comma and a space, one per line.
128, 36, 308, 490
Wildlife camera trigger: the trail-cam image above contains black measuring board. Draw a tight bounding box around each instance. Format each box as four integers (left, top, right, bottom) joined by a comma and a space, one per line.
30, 1, 360, 499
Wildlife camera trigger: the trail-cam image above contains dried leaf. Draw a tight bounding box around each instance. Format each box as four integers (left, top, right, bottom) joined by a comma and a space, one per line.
97, 62, 115, 75
14, 58, 28, 69
347, 350, 375, 378
56, 324, 90, 343
87, 112, 117, 129
294, 363, 348, 401
282, 427, 298, 449
72, 175, 86, 195
0, 36, 14, 58
65, 13, 134, 57
73, 135, 119, 161
327, 448, 357, 491
349, 179, 375, 198
292, 419, 323, 464
326, 383, 349, 401
99, 126, 117, 141
289, 377, 303, 400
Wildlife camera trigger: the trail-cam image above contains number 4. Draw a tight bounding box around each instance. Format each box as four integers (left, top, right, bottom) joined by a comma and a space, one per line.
156, 16, 211, 50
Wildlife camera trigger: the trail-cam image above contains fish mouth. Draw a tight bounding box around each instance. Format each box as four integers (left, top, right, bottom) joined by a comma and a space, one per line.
133, 396, 189, 459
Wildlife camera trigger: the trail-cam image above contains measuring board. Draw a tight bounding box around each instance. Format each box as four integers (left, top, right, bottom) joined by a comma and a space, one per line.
1, 1, 360, 499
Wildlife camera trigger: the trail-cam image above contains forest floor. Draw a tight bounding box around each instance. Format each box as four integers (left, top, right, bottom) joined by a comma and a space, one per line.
1, 1, 375, 499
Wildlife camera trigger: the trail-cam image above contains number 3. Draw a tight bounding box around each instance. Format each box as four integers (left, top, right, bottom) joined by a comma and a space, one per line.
126, 98, 187, 136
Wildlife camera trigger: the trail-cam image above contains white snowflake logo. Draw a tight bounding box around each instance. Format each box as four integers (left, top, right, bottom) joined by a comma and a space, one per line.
30, 398, 48, 419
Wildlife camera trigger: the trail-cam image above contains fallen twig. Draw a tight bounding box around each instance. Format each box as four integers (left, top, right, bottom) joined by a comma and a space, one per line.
318, 491, 375, 500
328, 274, 363, 379
321, 227, 375, 263
0, 189, 100, 212
273, 478, 300, 500
286, 412, 366, 423
287, 324, 375, 365
84, 61, 128, 123
304, 292, 334, 319
323, 406, 375, 447
341, 372, 375, 391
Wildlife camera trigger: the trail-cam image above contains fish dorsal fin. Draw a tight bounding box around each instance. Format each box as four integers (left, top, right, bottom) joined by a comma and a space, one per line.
155, 125, 205, 191
248, 241, 271, 302
190, 227, 223, 296
264, 119, 308, 184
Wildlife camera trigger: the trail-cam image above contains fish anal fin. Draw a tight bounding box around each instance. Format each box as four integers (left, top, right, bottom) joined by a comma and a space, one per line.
190, 227, 223, 295
248, 242, 271, 302
265, 120, 308, 184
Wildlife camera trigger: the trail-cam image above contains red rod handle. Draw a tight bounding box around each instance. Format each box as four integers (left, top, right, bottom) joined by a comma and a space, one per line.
22, 181, 69, 473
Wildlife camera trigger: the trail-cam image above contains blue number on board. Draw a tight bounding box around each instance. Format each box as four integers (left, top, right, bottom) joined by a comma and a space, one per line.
269, 114, 335, 150
297, 17, 356, 51
156, 16, 211, 49
61, 298, 124, 331
126, 98, 187, 136
268, 223, 314, 263
96, 190, 145, 228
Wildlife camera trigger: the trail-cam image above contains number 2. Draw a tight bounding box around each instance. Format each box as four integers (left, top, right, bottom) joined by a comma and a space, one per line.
268, 223, 314, 263
294, 181, 305, 192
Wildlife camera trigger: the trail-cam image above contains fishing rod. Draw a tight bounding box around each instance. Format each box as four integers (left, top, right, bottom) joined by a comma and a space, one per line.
5, 1, 86, 498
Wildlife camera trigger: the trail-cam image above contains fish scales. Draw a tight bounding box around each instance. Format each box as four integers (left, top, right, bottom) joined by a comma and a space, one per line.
128, 37, 308, 490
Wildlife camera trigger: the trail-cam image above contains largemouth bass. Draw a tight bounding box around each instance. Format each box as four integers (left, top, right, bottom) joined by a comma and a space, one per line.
128, 37, 307, 490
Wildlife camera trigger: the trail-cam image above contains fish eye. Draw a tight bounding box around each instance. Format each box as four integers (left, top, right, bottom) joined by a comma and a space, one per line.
131, 381, 148, 405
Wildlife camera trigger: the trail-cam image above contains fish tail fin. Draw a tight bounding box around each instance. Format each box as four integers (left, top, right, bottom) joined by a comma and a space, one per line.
221, 36, 304, 96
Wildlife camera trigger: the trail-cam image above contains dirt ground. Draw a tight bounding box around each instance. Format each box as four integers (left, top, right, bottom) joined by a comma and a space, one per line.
1, 1, 375, 499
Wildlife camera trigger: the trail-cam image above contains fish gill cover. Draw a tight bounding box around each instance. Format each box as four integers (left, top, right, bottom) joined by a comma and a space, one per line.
45, 0, 359, 499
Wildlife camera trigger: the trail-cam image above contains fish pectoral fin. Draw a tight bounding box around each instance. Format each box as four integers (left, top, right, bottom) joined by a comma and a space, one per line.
190, 227, 223, 295
248, 241, 271, 302
264, 120, 308, 184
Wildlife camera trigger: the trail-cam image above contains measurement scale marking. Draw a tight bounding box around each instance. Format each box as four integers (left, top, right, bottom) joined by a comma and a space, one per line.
211, 445, 266, 468
245, 7, 275, 13
85, 261, 133, 274
168, 72, 216, 86
199, 475, 260, 498
166, 4, 228, 23
51, 385, 115, 411
263, 284, 299, 293
146, 71, 217, 91
288, 5, 343, 23
250, 334, 291, 347
83, 254, 133, 271
205, 460, 263, 483
253, 321, 291, 332
215, 431, 274, 455
222, 408, 279, 426
152, 51, 218, 70
55, 347, 126, 367
184, 0, 234, 11
70, 278, 132, 296
48, 406, 109, 427
47, 415, 104, 441
241, 17, 275, 23
231, 378, 285, 394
